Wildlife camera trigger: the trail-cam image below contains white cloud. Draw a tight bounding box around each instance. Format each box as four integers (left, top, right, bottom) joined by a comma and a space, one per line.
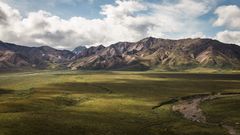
213, 5, 240, 45
0, 1, 21, 25
101, 0, 147, 18
214, 5, 240, 29
216, 30, 240, 45
0, 0, 217, 49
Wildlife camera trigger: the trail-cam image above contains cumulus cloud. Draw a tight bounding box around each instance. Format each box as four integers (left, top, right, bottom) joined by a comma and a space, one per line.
0, 8, 7, 25
216, 30, 240, 45
0, 1, 21, 25
214, 5, 240, 29
214, 5, 240, 45
0, 0, 217, 49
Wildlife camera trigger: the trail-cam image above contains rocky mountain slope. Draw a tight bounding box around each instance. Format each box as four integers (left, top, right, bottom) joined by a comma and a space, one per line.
72, 46, 87, 55
0, 41, 74, 70
70, 37, 240, 71
1, 37, 240, 71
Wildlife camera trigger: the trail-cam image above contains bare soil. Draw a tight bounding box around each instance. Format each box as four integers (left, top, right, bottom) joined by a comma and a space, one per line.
171, 93, 240, 135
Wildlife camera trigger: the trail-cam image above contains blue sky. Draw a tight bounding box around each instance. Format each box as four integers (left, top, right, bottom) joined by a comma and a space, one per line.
0, 0, 240, 49
5, 0, 240, 19
4, 0, 115, 19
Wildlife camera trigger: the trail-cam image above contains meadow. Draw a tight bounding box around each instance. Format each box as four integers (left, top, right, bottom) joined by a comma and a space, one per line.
0, 71, 239, 135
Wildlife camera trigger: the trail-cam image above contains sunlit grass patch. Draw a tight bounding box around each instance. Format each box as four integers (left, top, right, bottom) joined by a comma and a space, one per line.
0, 71, 239, 135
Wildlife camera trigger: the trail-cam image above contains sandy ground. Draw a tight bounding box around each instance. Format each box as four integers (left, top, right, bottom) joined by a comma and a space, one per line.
172, 94, 239, 135
172, 97, 208, 123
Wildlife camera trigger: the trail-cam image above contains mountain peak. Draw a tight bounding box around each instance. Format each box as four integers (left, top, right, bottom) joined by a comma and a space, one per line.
1, 37, 240, 71
97, 45, 105, 49
39, 46, 56, 50
69, 38, 240, 70
0, 42, 74, 70
140, 36, 158, 42
73, 46, 87, 55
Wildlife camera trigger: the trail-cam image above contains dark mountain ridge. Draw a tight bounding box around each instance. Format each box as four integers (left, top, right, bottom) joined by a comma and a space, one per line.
0, 41, 74, 70
69, 37, 240, 70
1, 37, 240, 71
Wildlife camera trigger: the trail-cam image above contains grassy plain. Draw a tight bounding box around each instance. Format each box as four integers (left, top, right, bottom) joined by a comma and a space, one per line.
0, 71, 239, 135
201, 96, 240, 133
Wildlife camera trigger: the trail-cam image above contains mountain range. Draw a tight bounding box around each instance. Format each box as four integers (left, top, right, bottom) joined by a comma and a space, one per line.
1, 37, 240, 71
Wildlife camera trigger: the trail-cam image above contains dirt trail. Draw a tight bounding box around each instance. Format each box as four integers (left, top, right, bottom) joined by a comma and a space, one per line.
171, 93, 239, 135
223, 125, 239, 135
172, 96, 209, 123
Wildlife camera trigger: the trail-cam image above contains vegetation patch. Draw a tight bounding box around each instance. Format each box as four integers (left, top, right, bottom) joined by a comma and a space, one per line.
0, 71, 239, 135
15, 88, 35, 98
54, 95, 90, 106
152, 98, 179, 109
0, 89, 14, 95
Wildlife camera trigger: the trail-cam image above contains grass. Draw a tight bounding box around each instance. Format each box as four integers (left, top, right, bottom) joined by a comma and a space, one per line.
201, 96, 240, 132
0, 71, 239, 135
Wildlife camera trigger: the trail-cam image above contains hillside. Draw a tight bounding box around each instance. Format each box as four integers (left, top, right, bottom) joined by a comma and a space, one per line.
70, 37, 240, 71
0, 41, 74, 70
1, 37, 240, 71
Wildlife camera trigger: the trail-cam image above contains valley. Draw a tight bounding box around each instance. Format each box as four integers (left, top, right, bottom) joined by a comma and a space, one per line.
1, 0, 240, 134
0, 71, 239, 135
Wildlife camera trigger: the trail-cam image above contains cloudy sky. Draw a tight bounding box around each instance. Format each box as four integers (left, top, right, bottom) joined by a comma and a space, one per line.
0, 0, 239, 49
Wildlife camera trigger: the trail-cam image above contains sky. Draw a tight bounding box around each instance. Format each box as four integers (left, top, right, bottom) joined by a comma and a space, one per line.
0, 0, 240, 50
